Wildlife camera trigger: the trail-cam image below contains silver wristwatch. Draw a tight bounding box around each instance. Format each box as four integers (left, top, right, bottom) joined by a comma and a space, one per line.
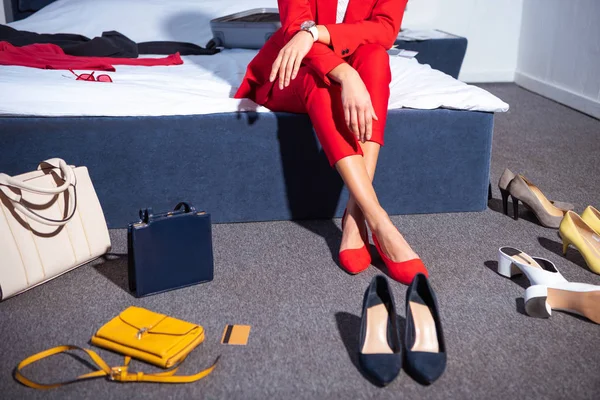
300, 20, 318, 42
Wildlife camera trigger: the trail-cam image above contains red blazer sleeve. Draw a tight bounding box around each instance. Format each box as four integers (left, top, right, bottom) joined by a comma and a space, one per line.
278, 0, 344, 85
325, 0, 408, 58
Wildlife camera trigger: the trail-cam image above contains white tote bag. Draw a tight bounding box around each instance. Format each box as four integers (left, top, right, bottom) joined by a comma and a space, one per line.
0, 158, 111, 300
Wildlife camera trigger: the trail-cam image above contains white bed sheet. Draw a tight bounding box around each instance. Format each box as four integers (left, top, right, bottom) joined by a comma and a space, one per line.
0, 0, 509, 117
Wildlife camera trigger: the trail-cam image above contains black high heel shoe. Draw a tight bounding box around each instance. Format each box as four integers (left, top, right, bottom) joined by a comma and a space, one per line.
404, 273, 446, 385
358, 275, 402, 386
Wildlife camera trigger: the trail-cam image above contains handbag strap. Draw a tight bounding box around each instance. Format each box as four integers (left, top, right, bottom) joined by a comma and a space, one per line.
2, 185, 78, 227
14, 345, 219, 389
0, 159, 78, 227
0, 158, 76, 197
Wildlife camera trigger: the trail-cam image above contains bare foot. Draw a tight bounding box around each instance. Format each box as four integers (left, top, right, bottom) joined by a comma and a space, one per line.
373, 219, 419, 262
340, 207, 368, 252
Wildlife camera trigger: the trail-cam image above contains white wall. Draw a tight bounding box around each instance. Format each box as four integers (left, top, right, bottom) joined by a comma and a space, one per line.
403, 0, 524, 82
515, 0, 600, 119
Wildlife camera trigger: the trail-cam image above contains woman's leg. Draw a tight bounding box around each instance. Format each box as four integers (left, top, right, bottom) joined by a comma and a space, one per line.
341, 44, 390, 252
265, 64, 418, 262
265, 67, 364, 164
340, 142, 378, 251
336, 155, 419, 262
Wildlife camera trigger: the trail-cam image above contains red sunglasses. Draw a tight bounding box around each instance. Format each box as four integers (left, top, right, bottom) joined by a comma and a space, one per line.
69, 69, 113, 82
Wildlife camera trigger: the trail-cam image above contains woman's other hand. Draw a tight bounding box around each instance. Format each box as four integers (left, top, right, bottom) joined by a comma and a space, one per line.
270, 31, 314, 90
333, 66, 378, 143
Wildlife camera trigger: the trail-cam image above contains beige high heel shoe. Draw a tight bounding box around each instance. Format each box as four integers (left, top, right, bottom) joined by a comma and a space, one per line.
497, 169, 573, 219
506, 174, 569, 228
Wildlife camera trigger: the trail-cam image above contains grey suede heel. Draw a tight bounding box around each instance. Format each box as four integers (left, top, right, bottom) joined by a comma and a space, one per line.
498, 168, 516, 215
497, 168, 573, 218
506, 175, 567, 228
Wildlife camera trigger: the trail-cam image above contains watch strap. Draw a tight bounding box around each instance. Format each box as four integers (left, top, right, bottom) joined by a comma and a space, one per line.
307, 25, 319, 42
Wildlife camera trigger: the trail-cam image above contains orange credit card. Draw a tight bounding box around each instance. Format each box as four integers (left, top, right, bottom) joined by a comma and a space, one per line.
221, 324, 251, 345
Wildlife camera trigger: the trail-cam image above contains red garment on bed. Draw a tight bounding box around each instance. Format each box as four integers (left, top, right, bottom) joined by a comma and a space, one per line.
0, 41, 182, 70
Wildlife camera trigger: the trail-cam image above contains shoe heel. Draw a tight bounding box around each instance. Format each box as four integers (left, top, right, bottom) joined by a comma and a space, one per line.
499, 188, 509, 216
562, 238, 570, 256
511, 196, 519, 220
524, 285, 551, 318
497, 250, 522, 278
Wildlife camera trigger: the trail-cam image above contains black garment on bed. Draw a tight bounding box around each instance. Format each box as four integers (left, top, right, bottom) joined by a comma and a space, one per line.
0, 24, 219, 57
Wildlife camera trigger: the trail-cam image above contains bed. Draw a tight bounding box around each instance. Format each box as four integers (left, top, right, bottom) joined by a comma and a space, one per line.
0, 0, 508, 227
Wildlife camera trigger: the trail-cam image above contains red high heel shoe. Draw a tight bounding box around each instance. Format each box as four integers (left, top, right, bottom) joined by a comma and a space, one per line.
372, 233, 428, 285
339, 209, 372, 274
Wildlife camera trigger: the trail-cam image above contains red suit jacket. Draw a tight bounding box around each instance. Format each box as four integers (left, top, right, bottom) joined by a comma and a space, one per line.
234, 0, 408, 104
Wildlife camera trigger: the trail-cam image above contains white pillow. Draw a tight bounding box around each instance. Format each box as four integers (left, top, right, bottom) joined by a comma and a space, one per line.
9, 0, 278, 44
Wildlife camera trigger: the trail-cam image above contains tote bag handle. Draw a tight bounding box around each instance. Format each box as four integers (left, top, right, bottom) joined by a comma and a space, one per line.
0, 158, 76, 196
0, 158, 77, 226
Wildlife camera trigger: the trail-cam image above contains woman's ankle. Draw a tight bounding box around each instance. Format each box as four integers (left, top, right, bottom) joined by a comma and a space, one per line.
364, 207, 392, 235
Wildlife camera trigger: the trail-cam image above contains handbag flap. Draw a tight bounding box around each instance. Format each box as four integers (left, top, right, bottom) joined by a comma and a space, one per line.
148, 316, 201, 336
118, 306, 167, 330
118, 306, 199, 336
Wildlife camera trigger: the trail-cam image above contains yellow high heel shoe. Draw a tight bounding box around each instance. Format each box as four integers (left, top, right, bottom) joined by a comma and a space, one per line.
559, 211, 600, 274
581, 206, 600, 234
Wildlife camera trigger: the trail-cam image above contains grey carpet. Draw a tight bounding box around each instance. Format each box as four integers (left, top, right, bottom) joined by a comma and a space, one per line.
1, 84, 599, 399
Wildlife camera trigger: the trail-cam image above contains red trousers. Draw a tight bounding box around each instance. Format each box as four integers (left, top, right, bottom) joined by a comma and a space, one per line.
264, 44, 391, 166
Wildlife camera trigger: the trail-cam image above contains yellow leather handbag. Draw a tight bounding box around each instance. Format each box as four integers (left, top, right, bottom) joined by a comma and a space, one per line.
15, 306, 218, 389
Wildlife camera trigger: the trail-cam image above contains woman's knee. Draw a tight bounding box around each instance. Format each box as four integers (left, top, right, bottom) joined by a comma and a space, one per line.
350, 44, 391, 83
352, 44, 389, 66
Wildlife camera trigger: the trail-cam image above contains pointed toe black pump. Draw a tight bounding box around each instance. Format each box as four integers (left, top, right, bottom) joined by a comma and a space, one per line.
404, 273, 446, 385
358, 275, 402, 386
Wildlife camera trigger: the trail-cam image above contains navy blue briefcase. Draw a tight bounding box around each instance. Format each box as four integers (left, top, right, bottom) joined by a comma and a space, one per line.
127, 202, 214, 297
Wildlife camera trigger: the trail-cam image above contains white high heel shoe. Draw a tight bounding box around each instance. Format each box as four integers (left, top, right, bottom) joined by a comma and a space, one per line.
498, 247, 600, 324
525, 284, 600, 324
498, 247, 567, 286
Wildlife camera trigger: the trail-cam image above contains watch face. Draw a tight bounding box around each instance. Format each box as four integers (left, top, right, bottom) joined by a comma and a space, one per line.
301, 21, 316, 30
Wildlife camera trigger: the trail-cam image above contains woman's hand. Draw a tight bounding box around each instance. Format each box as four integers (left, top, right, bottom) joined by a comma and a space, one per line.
270, 31, 314, 90
339, 69, 378, 143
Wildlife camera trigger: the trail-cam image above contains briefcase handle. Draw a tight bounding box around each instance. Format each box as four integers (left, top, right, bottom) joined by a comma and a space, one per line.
139, 202, 197, 224
174, 202, 196, 214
